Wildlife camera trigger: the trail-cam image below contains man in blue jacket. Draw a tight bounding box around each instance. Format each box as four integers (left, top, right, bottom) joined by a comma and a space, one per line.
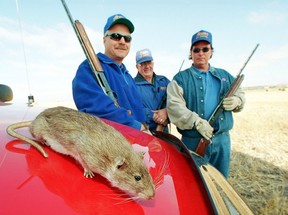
72, 14, 147, 131
167, 30, 245, 178
134, 49, 170, 132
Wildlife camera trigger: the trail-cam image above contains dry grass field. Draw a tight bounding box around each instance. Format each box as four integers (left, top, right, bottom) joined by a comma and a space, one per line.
171, 87, 288, 215
229, 87, 288, 215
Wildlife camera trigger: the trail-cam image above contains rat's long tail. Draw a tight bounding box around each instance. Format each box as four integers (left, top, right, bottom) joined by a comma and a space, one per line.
6, 121, 48, 158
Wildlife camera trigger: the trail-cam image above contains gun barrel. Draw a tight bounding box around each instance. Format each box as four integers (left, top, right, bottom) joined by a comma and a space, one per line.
60, 0, 74, 26
237, 43, 259, 77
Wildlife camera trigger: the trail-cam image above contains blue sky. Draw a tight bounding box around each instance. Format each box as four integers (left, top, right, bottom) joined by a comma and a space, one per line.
1, 0, 288, 103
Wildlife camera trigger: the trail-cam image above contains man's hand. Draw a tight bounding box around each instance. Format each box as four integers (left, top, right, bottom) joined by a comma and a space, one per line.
223, 96, 242, 111
141, 123, 152, 135
195, 118, 213, 140
153, 109, 168, 125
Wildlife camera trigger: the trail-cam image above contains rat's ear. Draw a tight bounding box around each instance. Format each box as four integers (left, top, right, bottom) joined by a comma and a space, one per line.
114, 157, 127, 170
137, 152, 145, 159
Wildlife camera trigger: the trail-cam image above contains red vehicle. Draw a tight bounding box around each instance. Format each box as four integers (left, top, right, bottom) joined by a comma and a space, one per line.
0, 88, 253, 215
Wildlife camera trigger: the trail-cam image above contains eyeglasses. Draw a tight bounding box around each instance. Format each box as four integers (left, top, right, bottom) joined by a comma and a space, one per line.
105, 32, 132, 43
192, 47, 210, 53
138, 61, 153, 67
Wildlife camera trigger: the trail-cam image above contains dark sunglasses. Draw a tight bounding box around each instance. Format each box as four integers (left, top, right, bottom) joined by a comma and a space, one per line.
105, 32, 132, 43
192, 47, 210, 53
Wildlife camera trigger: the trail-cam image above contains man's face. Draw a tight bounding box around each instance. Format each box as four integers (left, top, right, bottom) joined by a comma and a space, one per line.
191, 41, 212, 70
103, 24, 131, 64
136, 61, 154, 82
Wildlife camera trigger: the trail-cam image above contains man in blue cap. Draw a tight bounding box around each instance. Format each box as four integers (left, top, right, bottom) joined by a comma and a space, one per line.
73, 14, 147, 131
134, 48, 170, 132
166, 30, 246, 178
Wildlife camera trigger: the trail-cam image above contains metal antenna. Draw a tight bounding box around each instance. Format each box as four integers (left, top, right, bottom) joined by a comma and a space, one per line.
15, 0, 34, 103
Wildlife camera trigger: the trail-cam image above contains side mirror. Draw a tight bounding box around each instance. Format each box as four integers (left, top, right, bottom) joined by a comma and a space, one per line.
0, 84, 13, 102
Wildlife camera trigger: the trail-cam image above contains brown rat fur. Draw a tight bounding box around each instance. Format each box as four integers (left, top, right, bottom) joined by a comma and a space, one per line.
6, 106, 155, 200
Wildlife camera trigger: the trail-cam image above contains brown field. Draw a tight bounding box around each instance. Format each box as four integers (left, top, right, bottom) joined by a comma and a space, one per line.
171, 87, 288, 215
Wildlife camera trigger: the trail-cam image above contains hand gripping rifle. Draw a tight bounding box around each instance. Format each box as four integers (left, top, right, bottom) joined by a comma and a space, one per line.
156, 59, 185, 132
195, 44, 259, 157
60, 0, 119, 107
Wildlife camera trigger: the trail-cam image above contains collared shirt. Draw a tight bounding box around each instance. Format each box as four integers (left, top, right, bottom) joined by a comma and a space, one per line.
193, 66, 220, 119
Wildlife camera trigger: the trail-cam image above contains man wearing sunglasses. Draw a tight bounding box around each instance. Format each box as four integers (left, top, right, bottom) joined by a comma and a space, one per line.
72, 14, 147, 131
134, 48, 170, 132
166, 30, 245, 178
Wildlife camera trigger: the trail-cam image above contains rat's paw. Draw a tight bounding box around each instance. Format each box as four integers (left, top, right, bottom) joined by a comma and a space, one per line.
84, 169, 94, 178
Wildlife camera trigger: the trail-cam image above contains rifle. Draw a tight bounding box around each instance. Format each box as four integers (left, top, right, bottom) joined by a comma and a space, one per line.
155, 95, 168, 131
156, 59, 185, 131
195, 44, 259, 156
60, 0, 119, 107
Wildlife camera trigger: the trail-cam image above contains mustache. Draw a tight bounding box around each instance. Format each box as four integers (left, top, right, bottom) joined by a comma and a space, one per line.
116, 45, 128, 50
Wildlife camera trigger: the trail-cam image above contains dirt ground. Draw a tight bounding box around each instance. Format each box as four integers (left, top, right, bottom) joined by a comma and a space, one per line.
171, 87, 288, 215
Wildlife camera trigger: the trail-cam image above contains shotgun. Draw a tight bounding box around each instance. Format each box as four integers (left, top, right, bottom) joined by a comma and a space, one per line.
60, 0, 119, 107
156, 59, 185, 131
155, 95, 168, 131
195, 43, 259, 156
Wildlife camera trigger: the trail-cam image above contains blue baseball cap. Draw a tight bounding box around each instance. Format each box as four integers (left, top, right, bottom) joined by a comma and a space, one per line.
104, 14, 134, 34
136, 49, 153, 64
191, 30, 212, 46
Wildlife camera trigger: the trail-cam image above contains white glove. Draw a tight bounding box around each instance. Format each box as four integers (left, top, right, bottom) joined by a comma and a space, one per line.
195, 118, 213, 140
223, 96, 241, 111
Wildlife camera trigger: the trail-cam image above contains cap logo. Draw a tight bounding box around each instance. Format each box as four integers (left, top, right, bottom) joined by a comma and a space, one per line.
196, 31, 209, 39
113, 15, 124, 21
139, 50, 150, 58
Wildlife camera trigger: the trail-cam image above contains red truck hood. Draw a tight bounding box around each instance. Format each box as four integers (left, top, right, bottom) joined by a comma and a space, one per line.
0, 102, 214, 215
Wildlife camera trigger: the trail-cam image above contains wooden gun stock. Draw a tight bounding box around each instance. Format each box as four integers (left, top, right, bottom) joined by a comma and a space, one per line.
74, 21, 118, 106
195, 138, 211, 157
156, 124, 164, 131
155, 120, 169, 132
74, 21, 102, 72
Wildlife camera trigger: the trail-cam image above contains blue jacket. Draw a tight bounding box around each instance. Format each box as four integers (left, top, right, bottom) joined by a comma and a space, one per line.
134, 73, 170, 131
72, 53, 145, 130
